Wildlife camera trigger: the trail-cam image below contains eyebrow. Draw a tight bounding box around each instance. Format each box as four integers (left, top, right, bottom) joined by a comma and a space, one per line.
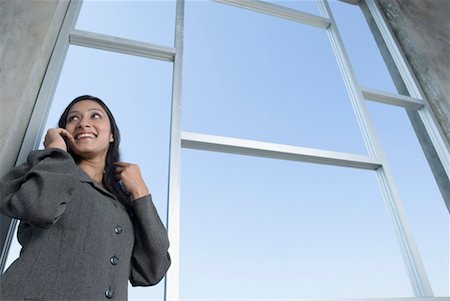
68, 108, 105, 114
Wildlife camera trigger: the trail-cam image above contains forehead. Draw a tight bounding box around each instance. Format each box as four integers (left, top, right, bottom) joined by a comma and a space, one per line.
68, 100, 106, 113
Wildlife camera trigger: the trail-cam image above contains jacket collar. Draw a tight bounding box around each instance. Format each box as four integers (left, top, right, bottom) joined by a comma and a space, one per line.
74, 165, 118, 201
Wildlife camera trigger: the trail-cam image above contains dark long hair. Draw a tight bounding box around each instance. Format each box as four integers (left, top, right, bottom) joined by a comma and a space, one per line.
58, 95, 131, 205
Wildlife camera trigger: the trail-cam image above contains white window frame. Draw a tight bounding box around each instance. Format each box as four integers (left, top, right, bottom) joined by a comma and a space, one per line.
1, 0, 448, 300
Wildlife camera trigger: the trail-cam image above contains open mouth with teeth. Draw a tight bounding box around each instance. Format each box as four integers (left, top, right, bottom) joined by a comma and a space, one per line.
76, 132, 97, 140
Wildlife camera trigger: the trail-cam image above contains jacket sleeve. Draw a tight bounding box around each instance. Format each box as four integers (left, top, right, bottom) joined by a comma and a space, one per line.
0, 148, 78, 228
129, 195, 171, 286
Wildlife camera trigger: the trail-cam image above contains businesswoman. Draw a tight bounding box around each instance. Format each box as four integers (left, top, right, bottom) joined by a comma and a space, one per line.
0, 95, 170, 300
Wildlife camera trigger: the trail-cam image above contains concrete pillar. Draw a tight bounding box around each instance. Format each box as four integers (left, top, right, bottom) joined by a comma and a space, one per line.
360, 0, 450, 210
0, 0, 70, 267
0, 0, 70, 175
377, 0, 450, 144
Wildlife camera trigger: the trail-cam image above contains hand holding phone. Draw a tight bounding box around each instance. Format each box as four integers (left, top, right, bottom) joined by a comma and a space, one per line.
43, 128, 75, 151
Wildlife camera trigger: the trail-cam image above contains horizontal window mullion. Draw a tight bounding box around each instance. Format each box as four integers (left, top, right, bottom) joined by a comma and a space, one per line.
212, 0, 331, 29
181, 131, 382, 170
69, 29, 175, 62
361, 87, 424, 110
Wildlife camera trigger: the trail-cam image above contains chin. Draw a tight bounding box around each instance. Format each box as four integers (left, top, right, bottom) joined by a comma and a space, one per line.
72, 148, 105, 160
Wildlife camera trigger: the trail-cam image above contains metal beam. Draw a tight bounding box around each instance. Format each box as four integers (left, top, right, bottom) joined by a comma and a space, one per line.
361, 87, 424, 110
339, 0, 361, 5
69, 29, 176, 62
181, 132, 382, 170
212, 0, 331, 29
164, 0, 184, 299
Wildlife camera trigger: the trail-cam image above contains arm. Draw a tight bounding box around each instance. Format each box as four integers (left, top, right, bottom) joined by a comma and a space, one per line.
0, 148, 78, 228
114, 162, 170, 285
129, 195, 171, 286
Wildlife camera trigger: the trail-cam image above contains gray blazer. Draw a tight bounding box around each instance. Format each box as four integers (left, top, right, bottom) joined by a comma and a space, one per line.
0, 148, 170, 301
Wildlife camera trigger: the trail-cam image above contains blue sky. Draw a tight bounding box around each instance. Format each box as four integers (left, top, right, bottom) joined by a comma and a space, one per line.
5, 0, 448, 300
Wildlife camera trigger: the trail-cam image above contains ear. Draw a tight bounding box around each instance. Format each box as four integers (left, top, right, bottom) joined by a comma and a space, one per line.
110, 134, 114, 142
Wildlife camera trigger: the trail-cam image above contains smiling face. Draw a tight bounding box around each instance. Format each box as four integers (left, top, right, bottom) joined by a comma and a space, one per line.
64, 100, 114, 161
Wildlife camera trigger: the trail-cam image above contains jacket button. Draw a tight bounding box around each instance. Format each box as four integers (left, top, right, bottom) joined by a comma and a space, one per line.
110, 255, 119, 265
114, 225, 123, 234
105, 287, 114, 299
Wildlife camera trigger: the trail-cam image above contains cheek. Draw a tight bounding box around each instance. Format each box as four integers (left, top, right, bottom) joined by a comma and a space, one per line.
98, 122, 112, 138
103, 122, 112, 135
103, 124, 112, 134
64, 124, 75, 133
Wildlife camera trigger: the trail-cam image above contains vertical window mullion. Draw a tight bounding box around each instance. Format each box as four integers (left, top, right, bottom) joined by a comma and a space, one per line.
165, 0, 185, 300
318, 0, 433, 297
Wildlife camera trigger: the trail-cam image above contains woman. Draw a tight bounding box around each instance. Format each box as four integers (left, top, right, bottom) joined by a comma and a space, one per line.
0, 95, 170, 300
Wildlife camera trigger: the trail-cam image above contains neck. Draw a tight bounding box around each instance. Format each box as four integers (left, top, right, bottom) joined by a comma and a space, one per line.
78, 158, 106, 186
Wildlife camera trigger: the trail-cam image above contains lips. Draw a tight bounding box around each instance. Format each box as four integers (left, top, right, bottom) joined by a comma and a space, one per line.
75, 132, 97, 140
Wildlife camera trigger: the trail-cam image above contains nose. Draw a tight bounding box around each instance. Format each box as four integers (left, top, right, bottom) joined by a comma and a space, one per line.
77, 116, 92, 128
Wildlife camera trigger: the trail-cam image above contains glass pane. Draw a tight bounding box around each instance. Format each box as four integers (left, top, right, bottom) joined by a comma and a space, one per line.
4, 45, 173, 300
180, 150, 413, 299
330, 1, 399, 94
368, 101, 450, 296
182, 1, 367, 155
76, 0, 176, 47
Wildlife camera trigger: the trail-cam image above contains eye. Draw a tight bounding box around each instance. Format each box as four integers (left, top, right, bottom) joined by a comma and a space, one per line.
67, 115, 80, 122
91, 112, 102, 119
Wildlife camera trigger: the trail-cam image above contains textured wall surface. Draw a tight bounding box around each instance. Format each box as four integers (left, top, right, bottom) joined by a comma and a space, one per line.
0, 0, 69, 266
378, 0, 450, 145
365, 0, 450, 208
0, 0, 69, 176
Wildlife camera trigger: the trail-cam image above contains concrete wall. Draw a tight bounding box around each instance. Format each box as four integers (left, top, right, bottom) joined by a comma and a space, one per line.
0, 0, 70, 267
377, 0, 450, 146
0, 0, 70, 177
361, 0, 450, 209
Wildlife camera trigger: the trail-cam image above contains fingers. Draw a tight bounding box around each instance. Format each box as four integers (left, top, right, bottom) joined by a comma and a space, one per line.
114, 162, 133, 177
59, 128, 75, 143
113, 162, 131, 167
113, 162, 130, 174
45, 128, 73, 142
113, 162, 149, 200
44, 128, 71, 150
113, 162, 138, 173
